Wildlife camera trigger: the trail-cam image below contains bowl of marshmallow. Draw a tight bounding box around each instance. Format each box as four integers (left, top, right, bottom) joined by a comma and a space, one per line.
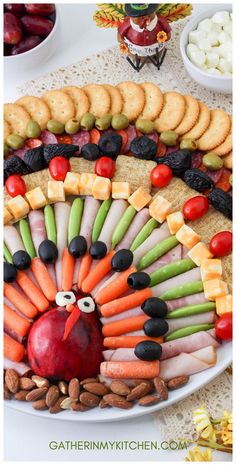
180, 6, 232, 94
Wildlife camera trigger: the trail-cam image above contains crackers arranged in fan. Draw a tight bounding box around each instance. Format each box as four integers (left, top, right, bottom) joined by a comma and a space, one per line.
16, 96, 51, 130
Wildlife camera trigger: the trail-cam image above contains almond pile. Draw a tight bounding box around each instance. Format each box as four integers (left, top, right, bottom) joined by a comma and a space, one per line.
4, 369, 189, 414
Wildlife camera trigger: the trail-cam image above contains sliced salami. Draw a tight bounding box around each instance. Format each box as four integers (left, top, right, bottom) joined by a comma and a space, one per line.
205, 167, 224, 184
147, 132, 159, 143
191, 152, 203, 169
123, 125, 137, 153
12, 146, 28, 160
166, 144, 180, 155
40, 130, 57, 145
72, 130, 90, 154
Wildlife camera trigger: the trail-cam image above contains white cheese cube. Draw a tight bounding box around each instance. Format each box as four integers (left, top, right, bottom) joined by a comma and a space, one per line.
25, 187, 47, 210
190, 50, 206, 68
206, 52, 219, 68
7, 195, 29, 220
212, 11, 230, 26
48, 181, 65, 203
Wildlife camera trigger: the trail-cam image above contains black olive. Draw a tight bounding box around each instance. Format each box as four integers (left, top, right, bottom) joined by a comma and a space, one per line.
134, 340, 162, 361
12, 250, 31, 270
208, 188, 232, 220
141, 297, 168, 318
127, 271, 150, 290
130, 136, 157, 160
89, 241, 107, 259
4, 262, 17, 283
156, 150, 192, 176
111, 249, 133, 272
81, 143, 100, 161
184, 168, 214, 192
98, 133, 122, 160
143, 318, 169, 337
38, 239, 58, 264
68, 235, 87, 258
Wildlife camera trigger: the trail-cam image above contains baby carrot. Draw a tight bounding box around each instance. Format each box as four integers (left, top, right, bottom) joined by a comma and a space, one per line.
61, 248, 75, 292
100, 360, 160, 379
4, 304, 31, 338
100, 288, 153, 317
4, 333, 25, 362
82, 251, 115, 294
31, 257, 57, 301
95, 266, 137, 306
77, 252, 93, 290
16, 271, 49, 313
102, 315, 149, 337
103, 335, 164, 348
4, 283, 38, 319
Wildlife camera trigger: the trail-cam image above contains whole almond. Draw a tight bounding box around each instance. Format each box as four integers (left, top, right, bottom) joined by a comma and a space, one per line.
4, 384, 11, 400
138, 394, 161, 406
83, 382, 109, 396
32, 399, 48, 410
110, 380, 130, 396
153, 377, 168, 400
5, 369, 19, 393
60, 397, 74, 410
58, 381, 68, 395
127, 382, 152, 401
31, 375, 50, 388
68, 378, 80, 400
49, 396, 67, 414
167, 376, 189, 390
99, 398, 110, 409
14, 390, 28, 401
46, 385, 60, 407
71, 402, 91, 412
26, 387, 48, 402
80, 392, 100, 407
19, 377, 36, 391
103, 393, 132, 409
80, 377, 98, 386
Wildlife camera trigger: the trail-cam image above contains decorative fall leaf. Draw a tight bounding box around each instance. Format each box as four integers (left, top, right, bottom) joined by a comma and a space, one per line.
157, 3, 193, 22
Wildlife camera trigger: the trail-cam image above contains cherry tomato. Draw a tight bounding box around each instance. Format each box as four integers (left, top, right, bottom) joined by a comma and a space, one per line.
210, 231, 232, 257
150, 164, 173, 188
5, 174, 26, 197
25, 138, 42, 149
183, 196, 209, 221
215, 313, 232, 340
95, 156, 115, 178
49, 156, 70, 181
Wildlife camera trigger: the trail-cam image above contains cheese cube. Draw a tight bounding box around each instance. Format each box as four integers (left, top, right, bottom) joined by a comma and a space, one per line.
25, 187, 47, 210
112, 182, 130, 200
215, 294, 232, 316
79, 173, 96, 196
188, 242, 213, 266
63, 172, 80, 195
7, 195, 29, 220
48, 181, 65, 203
92, 176, 111, 200
201, 258, 222, 281
176, 224, 201, 249
167, 211, 184, 234
149, 195, 172, 223
203, 279, 228, 301
128, 186, 151, 211
4, 207, 13, 225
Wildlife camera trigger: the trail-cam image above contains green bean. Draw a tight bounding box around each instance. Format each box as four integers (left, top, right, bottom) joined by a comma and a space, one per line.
111, 205, 137, 249
150, 258, 196, 287
165, 323, 215, 341
44, 205, 57, 245
19, 219, 36, 259
68, 198, 84, 244
92, 198, 112, 243
4, 244, 12, 263
160, 280, 204, 301
130, 218, 159, 252
167, 302, 216, 319
137, 235, 179, 271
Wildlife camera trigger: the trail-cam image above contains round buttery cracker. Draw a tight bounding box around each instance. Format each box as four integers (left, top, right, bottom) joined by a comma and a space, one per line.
197, 109, 231, 151
62, 86, 89, 120
83, 84, 110, 118
42, 90, 75, 124
139, 82, 163, 120
4, 103, 30, 139
181, 102, 210, 140
117, 81, 145, 121
222, 151, 232, 169
4, 120, 11, 143
175, 95, 200, 135
16, 95, 51, 130
213, 116, 232, 156
154, 92, 185, 132
103, 84, 123, 115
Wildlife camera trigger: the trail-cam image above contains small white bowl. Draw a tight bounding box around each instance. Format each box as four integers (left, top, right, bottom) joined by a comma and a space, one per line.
4, 8, 60, 73
180, 6, 232, 94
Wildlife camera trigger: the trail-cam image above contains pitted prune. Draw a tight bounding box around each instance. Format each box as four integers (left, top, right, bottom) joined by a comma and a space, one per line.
24, 146, 45, 172
208, 188, 232, 220
43, 144, 79, 164
4, 156, 29, 182
156, 150, 192, 176
184, 169, 214, 192
130, 135, 157, 160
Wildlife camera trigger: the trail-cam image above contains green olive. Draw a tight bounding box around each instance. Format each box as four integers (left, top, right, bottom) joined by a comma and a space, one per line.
4, 142, 9, 157
65, 119, 80, 135
202, 152, 223, 171
160, 130, 178, 147
26, 120, 41, 139
135, 119, 155, 134
111, 114, 129, 130
47, 119, 65, 135
80, 113, 96, 131
7, 134, 25, 150
229, 174, 233, 186
95, 115, 112, 131
180, 138, 198, 152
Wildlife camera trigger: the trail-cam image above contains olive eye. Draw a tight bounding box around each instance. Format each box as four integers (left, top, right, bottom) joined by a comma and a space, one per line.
55, 291, 76, 307
77, 297, 95, 313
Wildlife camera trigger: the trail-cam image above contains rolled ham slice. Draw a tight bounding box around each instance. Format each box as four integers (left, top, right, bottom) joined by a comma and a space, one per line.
166, 311, 216, 333
28, 210, 46, 254
4, 357, 31, 376
143, 244, 182, 275
98, 200, 127, 250
80, 196, 100, 248
152, 267, 201, 297
116, 208, 150, 251
167, 293, 208, 312
132, 222, 170, 267
54, 202, 71, 290
4, 225, 24, 255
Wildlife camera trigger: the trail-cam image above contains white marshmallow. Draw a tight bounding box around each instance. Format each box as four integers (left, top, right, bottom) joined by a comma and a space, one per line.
190, 50, 206, 68
197, 18, 213, 32
217, 42, 232, 57
206, 52, 219, 68
207, 68, 222, 76
217, 58, 232, 73
186, 43, 198, 59
211, 11, 230, 26
211, 23, 222, 33
218, 31, 231, 44
223, 22, 232, 36
197, 37, 212, 52
189, 30, 205, 45
230, 13, 233, 21
207, 31, 219, 46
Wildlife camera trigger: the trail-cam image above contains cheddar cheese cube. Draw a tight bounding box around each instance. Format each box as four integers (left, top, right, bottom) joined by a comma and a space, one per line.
7, 195, 29, 220
188, 242, 213, 266
79, 173, 96, 196
48, 181, 65, 203
149, 195, 172, 223
25, 187, 47, 210
176, 224, 201, 249
203, 279, 228, 301
128, 186, 151, 211
92, 176, 111, 200
201, 258, 222, 281
64, 172, 80, 195
112, 182, 130, 200
215, 294, 232, 316
4, 207, 13, 225
167, 211, 184, 234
